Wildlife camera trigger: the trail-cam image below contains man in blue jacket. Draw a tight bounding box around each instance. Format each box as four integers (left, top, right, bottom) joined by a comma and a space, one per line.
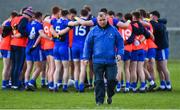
83, 12, 124, 105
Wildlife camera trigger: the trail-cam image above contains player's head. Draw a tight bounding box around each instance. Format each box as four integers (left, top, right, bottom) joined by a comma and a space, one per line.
35, 11, 43, 22
97, 12, 108, 28
108, 10, 115, 17
69, 8, 77, 20
139, 9, 147, 18
43, 14, 51, 23
61, 9, 69, 18
10, 11, 18, 19
83, 5, 92, 13
150, 10, 160, 20
124, 13, 132, 21
80, 9, 89, 17
99, 8, 108, 14
52, 6, 61, 18
115, 12, 123, 20
23, 7, 34, 20
132, 11, 141, 21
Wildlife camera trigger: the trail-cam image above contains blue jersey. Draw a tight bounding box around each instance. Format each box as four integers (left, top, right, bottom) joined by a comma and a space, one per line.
5, 21, 11, 26
73, 18, 90, 45
51, 18, 70, 45
26, 20, 43, 48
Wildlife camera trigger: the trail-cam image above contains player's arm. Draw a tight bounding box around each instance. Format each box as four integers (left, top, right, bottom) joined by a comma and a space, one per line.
39, 30, 52, 40
68, 21, 79, 26
50, 25, 59, 37
140, 20, 151, 27
116, 20, 131, 29
32, 36, 41, 48
75, 16, 94, 26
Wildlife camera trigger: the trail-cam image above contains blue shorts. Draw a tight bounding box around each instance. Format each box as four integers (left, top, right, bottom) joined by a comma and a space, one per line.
156, 48, 169, 61
147, 48, 156, 59
0, 50, 11, 58
53, 45, 69, 61
71, 45, 84, 61
26, 47, 44, 62
44, 49, 54, 57
122, 51, 131, 61
131, 49, 145, 61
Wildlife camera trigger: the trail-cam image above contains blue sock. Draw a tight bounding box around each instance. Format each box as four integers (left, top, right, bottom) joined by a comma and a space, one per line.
25, 81, 28, 87
166, 80, 171, 86
58, 80, 62, 84
75, 80, 79, 90
140, 82, 146, 88
2, 80, 7, 87
63, 84, 68, 91
117, 82, 121, 88
79, 83, 84, 92
29, 79, 36, 85
121, 80, 124, 85
48, 82, 54, 88
131, 82, 137, 88
41, 79, 45, 85
160, 80, 166, 86
126, 81, 130, 88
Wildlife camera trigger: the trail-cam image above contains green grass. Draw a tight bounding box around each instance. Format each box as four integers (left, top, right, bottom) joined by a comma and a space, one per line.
0, 60, 180, 109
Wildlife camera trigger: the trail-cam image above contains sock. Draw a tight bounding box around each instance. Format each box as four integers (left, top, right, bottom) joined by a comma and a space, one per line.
2, 80, 7, 87
75, 80, 79, 89
29, 79, 36, 86
25, 81, 28, 87
63, 84, 68, 91
48, 82, 54, 89
117, 82, 121, 88
41, 78, 46, 85
131, 82, 137, 89
160, 80, 166, 89
126, 81, 130, 88
121, 80, 124, 85
79, 82, 84, 92
58, 80, 62, 84
140, 82, 146, 88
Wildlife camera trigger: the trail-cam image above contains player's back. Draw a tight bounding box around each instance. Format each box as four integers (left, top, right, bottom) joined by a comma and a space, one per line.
73, 18, 90, 45
52, 18, 69, 45
27, 20, 42, 48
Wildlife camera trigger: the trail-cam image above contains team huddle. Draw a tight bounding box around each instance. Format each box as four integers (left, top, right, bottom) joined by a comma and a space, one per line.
0, 5, 172, 93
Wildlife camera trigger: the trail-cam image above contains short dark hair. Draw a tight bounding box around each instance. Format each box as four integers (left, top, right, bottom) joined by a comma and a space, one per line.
150, 10, 160, 18
139, 9, 147, 18
124, 13, 132, 21
100, 8, 108, 14
132, 11, 141, 19
35, 11, 42, 19
11, 11, 18, 18
83, 5, 91, 12
108, 10, 115, 16
52, 6, 60, 15
81, 9, 89, 17
61, 9, 69, 17
116, 12, 123, 18
69, 8, 77, 15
